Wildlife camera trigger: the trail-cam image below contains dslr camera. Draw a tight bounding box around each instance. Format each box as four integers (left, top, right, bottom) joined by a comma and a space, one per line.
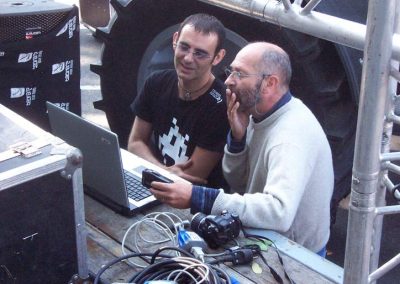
190, 210, 242, 248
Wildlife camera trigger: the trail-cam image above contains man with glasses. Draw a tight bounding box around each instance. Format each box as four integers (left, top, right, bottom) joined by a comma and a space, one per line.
149, 42, 334, 257
128, 14, 229, 187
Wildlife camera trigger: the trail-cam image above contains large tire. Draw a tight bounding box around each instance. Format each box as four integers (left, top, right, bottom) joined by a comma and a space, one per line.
91, 0, 358, 223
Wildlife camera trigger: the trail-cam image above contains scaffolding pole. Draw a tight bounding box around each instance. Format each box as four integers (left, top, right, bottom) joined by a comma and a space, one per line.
343, 0, 398, 283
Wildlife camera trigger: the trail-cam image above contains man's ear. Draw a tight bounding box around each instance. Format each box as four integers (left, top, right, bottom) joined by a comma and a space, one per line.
172, 32, 179, 50
266, 75, 279, 88
212, 49, 226, 66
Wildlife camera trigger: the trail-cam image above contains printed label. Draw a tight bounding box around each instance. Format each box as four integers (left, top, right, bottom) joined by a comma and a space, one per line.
10, 88, 25, 98
53, 102, 70, 110
25, 87, 37, 106
25, 27, 42, 40
32, 51, 43, 70
209, 89, 223, 103
56, 16, 77, 39
52, 60, 73, 81
52, 62, 65, 74
18, 51, 43, 69
10, 87, 37, 106
65, 60, 73, 82
18, 53, 33, 63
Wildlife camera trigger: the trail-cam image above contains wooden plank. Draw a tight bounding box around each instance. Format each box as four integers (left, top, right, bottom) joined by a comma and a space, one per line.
86, 224, 139, 283
85, 195, 333, 283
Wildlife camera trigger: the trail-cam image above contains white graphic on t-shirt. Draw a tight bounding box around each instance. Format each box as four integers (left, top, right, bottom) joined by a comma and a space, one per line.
158, 117, 189, 164
209, 89, 222, 103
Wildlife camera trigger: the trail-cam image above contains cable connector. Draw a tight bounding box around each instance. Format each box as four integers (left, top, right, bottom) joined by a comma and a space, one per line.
177, 229, 207, 262
212, 246, 255, 265
229, 247, 255, 265
190, 246, 205, 263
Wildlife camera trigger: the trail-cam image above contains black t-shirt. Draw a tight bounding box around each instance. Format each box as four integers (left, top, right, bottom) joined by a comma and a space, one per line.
132, 69, 229, 188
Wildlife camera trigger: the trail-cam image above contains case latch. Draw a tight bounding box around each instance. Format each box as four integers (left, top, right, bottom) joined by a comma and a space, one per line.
10, 142, 41, 158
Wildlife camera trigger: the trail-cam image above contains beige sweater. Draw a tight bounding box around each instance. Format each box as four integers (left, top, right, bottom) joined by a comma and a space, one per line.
213, 98, 334, 253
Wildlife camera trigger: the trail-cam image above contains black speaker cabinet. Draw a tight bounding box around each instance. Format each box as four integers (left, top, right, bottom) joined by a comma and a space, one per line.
0, 104, 88, 284
0, 0, 81, 131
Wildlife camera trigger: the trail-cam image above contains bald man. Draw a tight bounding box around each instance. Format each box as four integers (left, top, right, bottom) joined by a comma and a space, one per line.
149, 42, 334, 256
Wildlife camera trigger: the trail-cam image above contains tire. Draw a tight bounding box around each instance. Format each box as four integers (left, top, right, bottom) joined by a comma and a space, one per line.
92, 0, 358, 223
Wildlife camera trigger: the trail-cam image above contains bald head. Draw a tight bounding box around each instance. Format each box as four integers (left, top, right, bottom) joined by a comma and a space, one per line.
239, 42, 292, 89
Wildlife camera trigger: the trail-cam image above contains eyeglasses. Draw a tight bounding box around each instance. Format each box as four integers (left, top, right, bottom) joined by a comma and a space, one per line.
224, 67, 268, 80
174, 42, 212, 60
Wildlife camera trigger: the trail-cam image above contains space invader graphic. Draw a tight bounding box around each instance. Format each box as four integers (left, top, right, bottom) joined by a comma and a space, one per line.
159, 117, 189, 164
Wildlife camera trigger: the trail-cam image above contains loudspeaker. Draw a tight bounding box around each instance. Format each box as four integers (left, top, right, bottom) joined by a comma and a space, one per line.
0, 0, 81, 131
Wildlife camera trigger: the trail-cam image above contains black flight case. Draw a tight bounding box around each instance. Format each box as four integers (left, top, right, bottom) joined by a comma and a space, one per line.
0, 104, 88, 283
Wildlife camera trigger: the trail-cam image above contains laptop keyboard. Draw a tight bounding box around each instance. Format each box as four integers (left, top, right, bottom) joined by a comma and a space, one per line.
123, 170, 152, 201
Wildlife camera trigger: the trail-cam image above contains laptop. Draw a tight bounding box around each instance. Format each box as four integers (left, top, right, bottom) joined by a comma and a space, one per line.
46, 101, 159, 216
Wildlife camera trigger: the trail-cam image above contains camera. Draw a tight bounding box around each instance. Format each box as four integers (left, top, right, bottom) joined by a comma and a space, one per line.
190, 210, 242, 249
141, 169, 173, 188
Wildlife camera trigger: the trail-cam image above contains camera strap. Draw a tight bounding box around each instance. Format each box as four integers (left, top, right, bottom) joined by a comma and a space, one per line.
242, 229, 296, 284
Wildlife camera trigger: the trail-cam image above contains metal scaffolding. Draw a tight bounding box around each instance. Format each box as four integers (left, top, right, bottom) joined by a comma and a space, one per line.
199, 0, 400, 283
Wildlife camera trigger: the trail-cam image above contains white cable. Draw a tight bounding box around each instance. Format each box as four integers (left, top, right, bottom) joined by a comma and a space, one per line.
171, 257, 210, 280
120, 211, 185, 267
168, 269, 201, 284
167, 258, 210, 283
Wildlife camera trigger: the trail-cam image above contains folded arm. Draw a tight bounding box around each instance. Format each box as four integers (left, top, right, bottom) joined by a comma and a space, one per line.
127, 116, 164, 167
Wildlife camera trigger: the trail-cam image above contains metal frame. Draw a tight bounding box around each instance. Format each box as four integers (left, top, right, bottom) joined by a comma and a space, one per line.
199, 0, 400, 283
0, 104, 89, 281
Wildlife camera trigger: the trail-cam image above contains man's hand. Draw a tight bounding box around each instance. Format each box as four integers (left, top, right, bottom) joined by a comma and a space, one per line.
226, 89, 249, 141
149, 181, 193, 209
167, 160, 208, 185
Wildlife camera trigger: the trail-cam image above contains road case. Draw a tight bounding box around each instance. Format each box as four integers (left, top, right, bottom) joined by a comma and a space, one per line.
0, 104, 88, 283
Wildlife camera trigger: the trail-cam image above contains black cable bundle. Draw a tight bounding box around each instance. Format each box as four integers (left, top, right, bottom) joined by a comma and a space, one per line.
94, 247, 232, 284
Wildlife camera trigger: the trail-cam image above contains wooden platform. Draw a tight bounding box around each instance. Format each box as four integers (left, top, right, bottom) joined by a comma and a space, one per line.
85, 195, 335, 283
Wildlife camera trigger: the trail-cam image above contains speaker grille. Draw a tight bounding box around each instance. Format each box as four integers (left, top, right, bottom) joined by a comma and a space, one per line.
0, 11, 70, 43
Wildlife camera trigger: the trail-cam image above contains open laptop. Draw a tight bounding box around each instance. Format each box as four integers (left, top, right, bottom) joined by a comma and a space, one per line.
46, 101, 159, 216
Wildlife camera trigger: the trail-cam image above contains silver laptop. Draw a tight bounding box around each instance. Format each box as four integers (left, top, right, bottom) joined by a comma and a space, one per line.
46, 101, 159, 216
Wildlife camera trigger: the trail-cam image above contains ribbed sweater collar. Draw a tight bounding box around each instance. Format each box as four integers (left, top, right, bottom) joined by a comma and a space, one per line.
252, 91, 292, 123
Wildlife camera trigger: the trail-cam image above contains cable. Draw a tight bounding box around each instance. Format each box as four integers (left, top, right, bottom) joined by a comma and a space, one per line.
242, 228, 296, 284
131, 257, 213, 284
121, 211, 187, 267
150, 246, 195, 264
93, 252, 171, 284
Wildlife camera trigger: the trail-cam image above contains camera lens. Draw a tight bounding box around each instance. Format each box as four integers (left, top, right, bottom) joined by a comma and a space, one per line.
190, 212, 206, 233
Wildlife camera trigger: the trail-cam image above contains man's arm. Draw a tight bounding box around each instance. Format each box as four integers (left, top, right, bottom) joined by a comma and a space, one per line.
169, 146, 222, 184
127, 116, 164, 167
222, 89, 250, 191
149, 181, 220, 215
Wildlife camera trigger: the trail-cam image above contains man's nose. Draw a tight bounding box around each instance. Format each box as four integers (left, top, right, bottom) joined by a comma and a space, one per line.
225, 75, 234, 86
183, 51, 195, 62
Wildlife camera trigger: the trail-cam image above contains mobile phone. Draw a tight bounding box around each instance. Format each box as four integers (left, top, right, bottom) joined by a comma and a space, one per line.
142, 169, 173, 188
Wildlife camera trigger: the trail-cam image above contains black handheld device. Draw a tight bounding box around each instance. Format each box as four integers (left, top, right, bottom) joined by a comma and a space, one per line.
142, 169, 173, 188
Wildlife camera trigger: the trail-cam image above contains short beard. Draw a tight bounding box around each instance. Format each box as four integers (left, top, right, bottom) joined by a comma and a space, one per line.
235, 79, 263, 112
